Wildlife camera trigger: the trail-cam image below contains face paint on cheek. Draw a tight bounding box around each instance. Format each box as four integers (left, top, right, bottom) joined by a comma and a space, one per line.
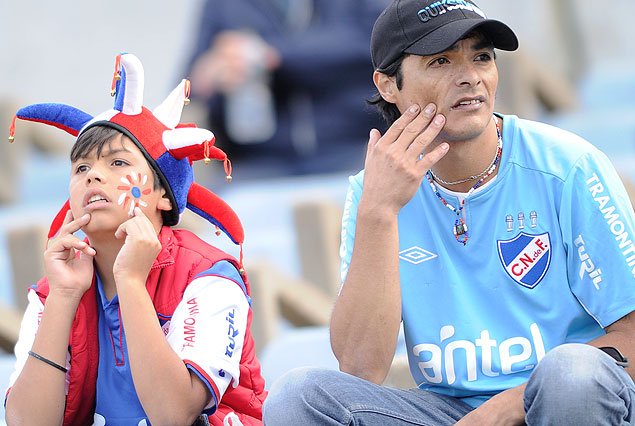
117, 172, 153, 216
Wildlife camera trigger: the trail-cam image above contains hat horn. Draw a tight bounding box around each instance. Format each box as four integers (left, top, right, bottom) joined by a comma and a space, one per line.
113, 54, 144, 115
186, 182, 244, 245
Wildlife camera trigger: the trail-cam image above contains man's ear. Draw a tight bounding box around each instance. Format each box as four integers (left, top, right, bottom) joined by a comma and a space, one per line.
157, 189, 173, 212
373, 70, 399, 104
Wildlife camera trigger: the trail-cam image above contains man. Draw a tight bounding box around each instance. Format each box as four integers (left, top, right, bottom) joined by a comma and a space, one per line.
263, 0, 635, 425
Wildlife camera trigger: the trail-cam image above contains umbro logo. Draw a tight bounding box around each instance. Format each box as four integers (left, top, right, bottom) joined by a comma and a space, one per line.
399, 246, 438, 264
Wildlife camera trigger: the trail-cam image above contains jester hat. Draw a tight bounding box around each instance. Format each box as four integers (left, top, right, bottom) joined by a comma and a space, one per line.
8, 53, 245, 257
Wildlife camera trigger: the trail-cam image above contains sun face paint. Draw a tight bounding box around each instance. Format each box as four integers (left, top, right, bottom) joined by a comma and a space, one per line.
117, 172, 152, 216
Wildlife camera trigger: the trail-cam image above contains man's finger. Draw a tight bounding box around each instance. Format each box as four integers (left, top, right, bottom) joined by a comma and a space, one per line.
415, 142, 450, 175
377, 104, 422, 147
406, 114, 446, 159
392, 104, 439, 152
367, 128, 382, 151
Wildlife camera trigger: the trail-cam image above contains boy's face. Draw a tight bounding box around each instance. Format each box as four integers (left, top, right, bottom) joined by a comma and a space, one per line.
69, 134, 171, 236
382, 34, 498, 142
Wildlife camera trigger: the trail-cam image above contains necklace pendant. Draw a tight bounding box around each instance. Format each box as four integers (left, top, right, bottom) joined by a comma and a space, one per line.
454, 217, 469, 245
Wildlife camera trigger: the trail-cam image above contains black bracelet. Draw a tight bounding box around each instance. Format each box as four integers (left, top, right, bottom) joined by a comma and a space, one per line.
599, 346, 631, 368
28, 351, 68, 373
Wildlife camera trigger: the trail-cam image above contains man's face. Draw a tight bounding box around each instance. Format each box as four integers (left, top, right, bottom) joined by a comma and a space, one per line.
68, 134, 169, 236
393, 34, 498, 142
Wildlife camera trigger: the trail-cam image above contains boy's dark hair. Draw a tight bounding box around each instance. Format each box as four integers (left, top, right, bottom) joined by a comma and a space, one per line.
367, 30, 495, 127
71, 125, 171, 223
71, 125, 162, 191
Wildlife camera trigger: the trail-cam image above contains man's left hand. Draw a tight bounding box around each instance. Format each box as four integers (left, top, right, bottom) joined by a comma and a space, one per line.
455, 385, 526, 426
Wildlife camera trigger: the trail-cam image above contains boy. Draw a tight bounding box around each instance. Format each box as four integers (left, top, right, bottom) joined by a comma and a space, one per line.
5, 53, 266, 426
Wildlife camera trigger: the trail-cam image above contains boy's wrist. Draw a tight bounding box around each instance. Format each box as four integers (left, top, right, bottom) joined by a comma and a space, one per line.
114, 277, 148, 294
47, 287, 85, 303
44, 291, 82, 315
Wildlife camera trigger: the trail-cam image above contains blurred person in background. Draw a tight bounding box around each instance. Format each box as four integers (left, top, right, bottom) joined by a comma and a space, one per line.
186, 0, 390, 179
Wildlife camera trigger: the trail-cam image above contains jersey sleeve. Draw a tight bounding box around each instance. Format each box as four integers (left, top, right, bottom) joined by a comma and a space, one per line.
5, 289, 71, 403
339, 171, 364, 289
165, 263, 249, 413
560, 149, 635, 328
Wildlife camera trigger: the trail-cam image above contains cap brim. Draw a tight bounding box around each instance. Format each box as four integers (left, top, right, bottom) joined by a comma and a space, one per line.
404, 19, 518, 56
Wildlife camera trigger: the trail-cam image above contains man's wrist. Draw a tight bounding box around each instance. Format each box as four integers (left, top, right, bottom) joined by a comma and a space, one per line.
357, 197, 400, 225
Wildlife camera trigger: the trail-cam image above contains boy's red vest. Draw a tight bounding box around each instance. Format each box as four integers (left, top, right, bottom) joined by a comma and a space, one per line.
34, 227, 267, 426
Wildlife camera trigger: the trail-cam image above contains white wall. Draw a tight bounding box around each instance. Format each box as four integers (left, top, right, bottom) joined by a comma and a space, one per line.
0, 0, 203, 114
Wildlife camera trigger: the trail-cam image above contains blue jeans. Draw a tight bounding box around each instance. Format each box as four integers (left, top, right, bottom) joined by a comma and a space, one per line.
263, 344, 635, 425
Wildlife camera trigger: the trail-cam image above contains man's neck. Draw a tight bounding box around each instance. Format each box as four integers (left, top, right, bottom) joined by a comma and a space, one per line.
430, 116, 502, 193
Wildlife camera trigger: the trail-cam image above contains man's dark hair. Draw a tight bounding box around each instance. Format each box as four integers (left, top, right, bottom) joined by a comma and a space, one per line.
367, 54, 406, 127
71, 125, 161, 191
368, 30, 495, 127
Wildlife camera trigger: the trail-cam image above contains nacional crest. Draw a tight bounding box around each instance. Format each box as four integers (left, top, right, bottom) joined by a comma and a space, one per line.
497, 232, 551, 289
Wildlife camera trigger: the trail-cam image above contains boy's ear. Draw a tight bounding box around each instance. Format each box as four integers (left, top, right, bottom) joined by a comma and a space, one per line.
157, 190, 173, 212
373, 70, 399, 104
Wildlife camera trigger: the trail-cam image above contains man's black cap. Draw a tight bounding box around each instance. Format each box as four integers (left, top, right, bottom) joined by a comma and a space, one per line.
371, 0, 519, 71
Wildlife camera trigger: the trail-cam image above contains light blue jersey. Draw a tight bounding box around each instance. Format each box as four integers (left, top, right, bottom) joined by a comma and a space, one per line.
340, 114, 635, 407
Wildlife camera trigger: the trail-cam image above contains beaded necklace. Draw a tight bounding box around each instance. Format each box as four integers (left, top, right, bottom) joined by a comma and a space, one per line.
426, 116, 502, 245
430, 138, 500, 185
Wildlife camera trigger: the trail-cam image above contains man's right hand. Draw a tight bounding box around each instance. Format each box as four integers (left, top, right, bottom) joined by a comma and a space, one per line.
43, 210, 95, 301
331, 104, 448, 382
360, 103, 448, 216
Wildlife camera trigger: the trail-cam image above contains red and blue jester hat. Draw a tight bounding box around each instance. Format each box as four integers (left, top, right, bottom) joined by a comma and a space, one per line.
8, 53, 246, 269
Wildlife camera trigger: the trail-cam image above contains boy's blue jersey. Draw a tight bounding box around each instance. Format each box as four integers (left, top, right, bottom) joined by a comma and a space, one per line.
340, 114, 635, 407
91, 261, 250, 425
94, 275, 148, 425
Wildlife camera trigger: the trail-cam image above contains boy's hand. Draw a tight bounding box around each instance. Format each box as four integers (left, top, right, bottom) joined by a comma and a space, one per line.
360, 103, 448, 216
113, 207, 162, 288
43, 210, 96, 301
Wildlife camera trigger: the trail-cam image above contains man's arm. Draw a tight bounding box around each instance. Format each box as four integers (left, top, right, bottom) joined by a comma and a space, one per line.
456, 311, 635, 426
587, 310, 635, 380
330, 104, 448, 384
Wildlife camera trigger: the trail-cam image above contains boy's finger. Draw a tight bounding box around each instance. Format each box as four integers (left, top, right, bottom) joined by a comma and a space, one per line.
61, 209, 74, 227
114, 221, 129, 240
49, 235, 93, 255
61, 213, 91, 236
80, 245, 97, 257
